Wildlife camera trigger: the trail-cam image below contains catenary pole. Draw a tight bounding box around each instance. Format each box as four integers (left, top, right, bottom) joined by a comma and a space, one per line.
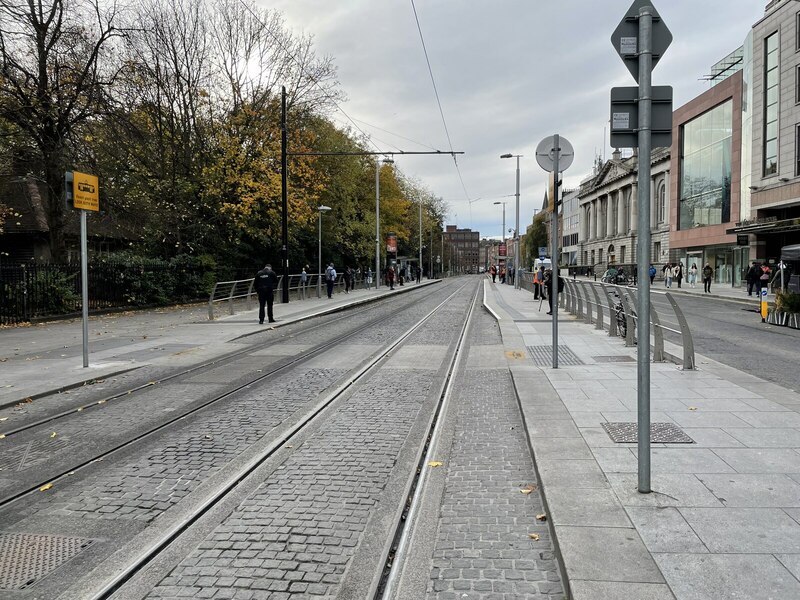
515, 156, 521, 289
637, 6, 653, 494
80, 210, 89, 367
280, 87, 289, 304
375, 160, 381, 289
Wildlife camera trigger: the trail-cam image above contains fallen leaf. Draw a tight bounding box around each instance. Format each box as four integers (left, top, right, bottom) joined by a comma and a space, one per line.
284, 444, 294, 448
39, 483, 53, 492
536, 514, 547, 522
0, 435, 5, 439
204, 435, 213, 440
97, 400, 106, 404
520, 484, 537, 494
50, 432, 57, 438
77, 407, 83, 412
427, 461, 443, 468
528, 533, 540, 540
688, 406, 698, 411
0, 417, 7, 422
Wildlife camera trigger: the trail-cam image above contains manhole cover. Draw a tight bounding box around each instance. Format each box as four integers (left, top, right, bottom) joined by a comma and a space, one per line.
527, 345, 584, 367
602, 422, 694, 444
593, 355, 636, 363
0, 533, 94, 590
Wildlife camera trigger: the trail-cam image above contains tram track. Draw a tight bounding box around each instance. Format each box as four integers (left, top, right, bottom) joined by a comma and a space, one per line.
0, 284, 439, 441
0, 282, 452, 510
60, 280, 477, 600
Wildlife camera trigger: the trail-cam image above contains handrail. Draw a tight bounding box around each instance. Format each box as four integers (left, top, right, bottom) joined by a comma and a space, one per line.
588, 282, 604, 330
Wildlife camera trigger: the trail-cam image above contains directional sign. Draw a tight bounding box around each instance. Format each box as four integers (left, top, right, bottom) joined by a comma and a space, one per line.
611, 0, 672, 83
73, 171, 99, 212
610, 86, 673, 148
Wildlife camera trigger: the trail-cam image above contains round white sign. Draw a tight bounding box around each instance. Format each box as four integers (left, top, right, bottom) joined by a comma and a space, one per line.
535, 135, 574, 172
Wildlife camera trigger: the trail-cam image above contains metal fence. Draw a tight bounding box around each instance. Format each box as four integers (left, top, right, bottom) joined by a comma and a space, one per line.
0, 262, 207, 325
518, 272, 695, 369
208, 271, 377, 320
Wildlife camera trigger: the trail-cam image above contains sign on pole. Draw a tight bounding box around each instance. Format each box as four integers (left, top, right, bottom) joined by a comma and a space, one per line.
610, 86, 673, 148
610, 0, 672, 495
536, 135, 573, 370
73, 171, 100, 212
611, 0, 672, 83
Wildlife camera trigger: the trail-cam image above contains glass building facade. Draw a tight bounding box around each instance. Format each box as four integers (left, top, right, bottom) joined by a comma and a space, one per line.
679, 100, 733, 231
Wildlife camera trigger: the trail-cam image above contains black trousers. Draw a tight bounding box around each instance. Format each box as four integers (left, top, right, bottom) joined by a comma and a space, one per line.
703, 277, 712, 293
258, 290, 274, 322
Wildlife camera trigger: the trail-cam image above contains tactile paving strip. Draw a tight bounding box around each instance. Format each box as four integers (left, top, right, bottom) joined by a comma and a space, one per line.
526, 345, 585, 366
603, 422, 695, 444
0, 533, 94, 590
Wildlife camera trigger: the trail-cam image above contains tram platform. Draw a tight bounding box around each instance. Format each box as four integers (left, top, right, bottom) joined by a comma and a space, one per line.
0, 280, 437, 410
484, 278, 800, 600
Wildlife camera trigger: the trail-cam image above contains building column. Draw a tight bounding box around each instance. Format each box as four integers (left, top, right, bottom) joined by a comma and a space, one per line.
606, 195, 614, 238
589, 201, 596, 240
629, 183, 637, 233
617, 189, 626, 234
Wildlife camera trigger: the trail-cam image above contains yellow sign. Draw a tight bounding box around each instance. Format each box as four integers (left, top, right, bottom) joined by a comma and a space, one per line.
73, 171, 99, 211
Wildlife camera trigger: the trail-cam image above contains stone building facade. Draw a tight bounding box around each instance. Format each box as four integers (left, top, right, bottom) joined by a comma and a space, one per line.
577, 149, 671, 272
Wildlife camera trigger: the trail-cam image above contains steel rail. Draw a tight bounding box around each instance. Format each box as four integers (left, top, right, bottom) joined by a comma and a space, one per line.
79, 281, 473, 600
0, 285, 436, 441
0, 284, 451, 509
377, 282, 481, 599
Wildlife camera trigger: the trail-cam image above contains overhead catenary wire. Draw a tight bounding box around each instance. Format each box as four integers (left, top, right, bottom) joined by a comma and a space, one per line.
409, 0, 473, 213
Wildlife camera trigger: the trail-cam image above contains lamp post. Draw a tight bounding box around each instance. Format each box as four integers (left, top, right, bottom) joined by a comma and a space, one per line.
317, 205, 331, 298
376, 157, 394, 289
501, 153, 522, 289
493, 200, 507, 273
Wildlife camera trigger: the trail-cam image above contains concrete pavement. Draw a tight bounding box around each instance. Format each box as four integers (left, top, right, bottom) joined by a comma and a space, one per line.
0, 281, 436, 409
485, 278, 800, 600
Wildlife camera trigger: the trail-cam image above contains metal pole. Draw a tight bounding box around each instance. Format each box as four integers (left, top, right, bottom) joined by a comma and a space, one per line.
637, 6, 653, 494
551, 136, 560, 369
375, 160, 381, 289
515, 156, 521, 289
280, 86, 289, 304
317, 211, 322, 299
80, 210, 89, 368
419, 198, 423, 280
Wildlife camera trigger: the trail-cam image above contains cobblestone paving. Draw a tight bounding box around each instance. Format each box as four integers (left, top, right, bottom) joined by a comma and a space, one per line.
147, 369, 436, 600
427, 314, 565, 599
144, 288, 475, 599
33, 368, 343, 522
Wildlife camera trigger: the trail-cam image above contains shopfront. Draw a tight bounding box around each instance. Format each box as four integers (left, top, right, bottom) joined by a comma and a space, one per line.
674, 245, 748, 286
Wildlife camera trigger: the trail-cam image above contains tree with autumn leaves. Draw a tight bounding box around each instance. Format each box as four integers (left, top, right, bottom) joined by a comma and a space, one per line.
0, 0, 447, 275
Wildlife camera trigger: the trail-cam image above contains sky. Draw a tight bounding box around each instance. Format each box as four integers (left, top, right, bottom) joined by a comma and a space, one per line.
265, 0, 766, 241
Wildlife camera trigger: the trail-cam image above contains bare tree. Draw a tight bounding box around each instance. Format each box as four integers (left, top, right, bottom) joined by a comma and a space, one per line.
0, 0, 123, 261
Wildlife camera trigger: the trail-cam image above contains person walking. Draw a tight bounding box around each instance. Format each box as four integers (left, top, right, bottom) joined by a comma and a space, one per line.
325, 263, 337, 299
500, 267, 506, 284
300, 266, 308, 299
416, 266, 421, 284
490, 264, 497, 283
543, 269, 564, 315
676, 263, 684, 289
648, 264, 657, 284
387, 265, 396, 290
702, 263, 713, 293
533, 267, 542, 299
664, 263, 673, 288
689, 263, 698, 288
758, 263, 772, 295
632, 264, 638, 286
343, 266, 352, 294
254, 263, 279, 324
745, 262, 759, 296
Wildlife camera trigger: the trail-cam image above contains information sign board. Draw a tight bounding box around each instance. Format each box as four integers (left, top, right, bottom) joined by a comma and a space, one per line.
73, 171, 99, 211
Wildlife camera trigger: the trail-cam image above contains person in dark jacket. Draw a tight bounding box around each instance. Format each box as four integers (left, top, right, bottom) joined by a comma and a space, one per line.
746, 262, 759, 296
254, 263, 279, 324
543, 270, 564, 315
343, 266, 352, 294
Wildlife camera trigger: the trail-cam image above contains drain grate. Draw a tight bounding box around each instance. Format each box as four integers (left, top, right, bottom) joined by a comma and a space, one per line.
602, 422, 694, 444
593, 355, 636, 363
0, 533, 94, 590
526, 345, 585, 367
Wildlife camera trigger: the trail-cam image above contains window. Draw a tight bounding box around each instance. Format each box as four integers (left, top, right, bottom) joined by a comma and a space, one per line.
657, 181, 666, 223
679, 100, 733, 229
654, 242, 662, 261
764, 32, 779, 176
621, 246, 626, 263
797, 65, 800, 104
796, 125, 800, 176
797, 12, 800, 51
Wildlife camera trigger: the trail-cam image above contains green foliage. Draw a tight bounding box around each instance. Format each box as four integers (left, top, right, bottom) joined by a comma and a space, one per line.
171, 254, 217, 301
29, 269, 80, 315
776, 291, 800, 314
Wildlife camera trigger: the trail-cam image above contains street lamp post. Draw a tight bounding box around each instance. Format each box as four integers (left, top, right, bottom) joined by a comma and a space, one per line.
493, 200, 507, 275
317, 205, 331, 298
501, 153, 522, 289
375, 157, 394, 289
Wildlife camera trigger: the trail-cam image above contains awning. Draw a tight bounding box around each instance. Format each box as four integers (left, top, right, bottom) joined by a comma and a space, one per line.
726, 216, 800, 235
